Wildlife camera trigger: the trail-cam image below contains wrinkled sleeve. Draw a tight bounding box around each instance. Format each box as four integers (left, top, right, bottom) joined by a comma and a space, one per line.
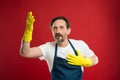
78, 40, 95, 58
38, 43, 48, 60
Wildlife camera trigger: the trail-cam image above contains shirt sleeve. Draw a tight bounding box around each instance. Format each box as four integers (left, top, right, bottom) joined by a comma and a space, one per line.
78, 40, 95, 58
38, 43, 48, 60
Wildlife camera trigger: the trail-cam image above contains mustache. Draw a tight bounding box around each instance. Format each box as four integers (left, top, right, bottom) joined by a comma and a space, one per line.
55, 33, 63, 37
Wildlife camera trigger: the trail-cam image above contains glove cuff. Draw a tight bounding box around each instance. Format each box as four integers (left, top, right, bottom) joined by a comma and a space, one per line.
83, 58, 92, 67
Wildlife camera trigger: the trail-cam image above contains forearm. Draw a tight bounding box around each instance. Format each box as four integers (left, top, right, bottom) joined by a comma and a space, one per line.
20, 39, 43, 58
20, 39, 31, 57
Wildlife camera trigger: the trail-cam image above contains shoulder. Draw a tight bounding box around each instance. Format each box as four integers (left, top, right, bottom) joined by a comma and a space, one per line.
38, 41, 56, 49
69, 39, 89, 47
41, 41, 55, 46
69, 39, 86, 44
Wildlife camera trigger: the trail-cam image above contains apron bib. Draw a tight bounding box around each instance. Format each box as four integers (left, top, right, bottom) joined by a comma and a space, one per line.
51, 40, 83, 80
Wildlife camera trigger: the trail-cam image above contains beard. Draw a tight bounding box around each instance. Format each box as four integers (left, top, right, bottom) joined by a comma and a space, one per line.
55, 33, 65, 43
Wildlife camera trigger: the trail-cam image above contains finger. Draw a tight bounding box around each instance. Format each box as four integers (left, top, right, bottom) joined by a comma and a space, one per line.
32, 15, 34, 19
31, 16, 35, 21
27, 11, 31, 17
67, 58, 75, 62
66, 56, 75, 61
29, 11, 32, 16
27, 11, 33, 19
31, 16, 35, 22
66, 55, 75, 60
68, 62, 74, 65
67, 54, 75, 57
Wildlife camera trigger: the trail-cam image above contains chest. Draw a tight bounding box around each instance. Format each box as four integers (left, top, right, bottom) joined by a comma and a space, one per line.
57, 46, 75, 59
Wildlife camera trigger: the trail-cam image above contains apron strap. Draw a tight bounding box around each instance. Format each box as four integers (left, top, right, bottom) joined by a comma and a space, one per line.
68, 40, 78, 56
54, 43, 57, 57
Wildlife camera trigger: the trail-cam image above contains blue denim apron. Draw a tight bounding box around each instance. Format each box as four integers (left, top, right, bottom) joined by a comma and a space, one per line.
51, 40, 82, 80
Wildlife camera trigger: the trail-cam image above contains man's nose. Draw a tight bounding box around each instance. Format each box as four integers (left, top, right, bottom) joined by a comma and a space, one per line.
56, 28, 60, 33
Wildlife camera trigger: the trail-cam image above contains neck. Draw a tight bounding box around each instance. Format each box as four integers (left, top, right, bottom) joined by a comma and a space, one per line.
57, 39, 69, 47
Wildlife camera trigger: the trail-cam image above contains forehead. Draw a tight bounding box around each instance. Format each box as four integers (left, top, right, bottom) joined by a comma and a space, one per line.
52, 20, 66, 27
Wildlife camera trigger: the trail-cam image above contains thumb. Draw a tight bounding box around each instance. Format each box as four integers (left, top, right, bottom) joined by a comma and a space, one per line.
75, 50, 83, 57
75, 50, 80, 55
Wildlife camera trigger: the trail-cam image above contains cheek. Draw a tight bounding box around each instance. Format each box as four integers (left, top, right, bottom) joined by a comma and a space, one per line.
63, 32, 69, 37
64, 31, 70, 35
51, 31, 55, 36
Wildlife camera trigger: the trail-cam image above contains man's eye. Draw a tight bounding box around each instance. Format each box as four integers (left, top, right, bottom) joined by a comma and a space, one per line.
60, 26, 64, 29
53, 27, 57, 30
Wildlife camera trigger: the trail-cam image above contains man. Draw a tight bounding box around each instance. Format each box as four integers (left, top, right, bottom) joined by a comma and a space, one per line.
20, 11, 98, 80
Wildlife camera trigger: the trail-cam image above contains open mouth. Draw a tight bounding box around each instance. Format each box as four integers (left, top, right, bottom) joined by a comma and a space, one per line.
55, 33, 63, 38
55, 33, 63, 40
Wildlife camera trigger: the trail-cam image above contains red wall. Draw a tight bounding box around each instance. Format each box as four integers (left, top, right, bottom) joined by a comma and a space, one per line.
0, 0, 120, 80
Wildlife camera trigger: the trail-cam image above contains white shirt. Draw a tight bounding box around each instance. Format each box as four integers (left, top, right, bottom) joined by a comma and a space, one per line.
38, 39, 95, 72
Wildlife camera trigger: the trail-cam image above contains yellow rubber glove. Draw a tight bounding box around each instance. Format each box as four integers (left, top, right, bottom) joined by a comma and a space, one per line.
66, 50, 92, 67
23, 11, 35, 42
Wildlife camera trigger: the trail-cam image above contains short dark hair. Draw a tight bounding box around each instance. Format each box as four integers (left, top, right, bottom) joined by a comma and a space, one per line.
50, 16, 70, 29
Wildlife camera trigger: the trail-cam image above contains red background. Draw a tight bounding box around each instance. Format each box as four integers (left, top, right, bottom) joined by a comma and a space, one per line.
0, 0, 120, 80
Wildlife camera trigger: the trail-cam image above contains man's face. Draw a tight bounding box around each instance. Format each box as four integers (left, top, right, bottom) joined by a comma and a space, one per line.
51, 19, 71, 43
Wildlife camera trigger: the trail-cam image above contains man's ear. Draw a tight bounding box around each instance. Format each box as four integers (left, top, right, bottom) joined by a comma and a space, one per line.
67, 28, 71, 35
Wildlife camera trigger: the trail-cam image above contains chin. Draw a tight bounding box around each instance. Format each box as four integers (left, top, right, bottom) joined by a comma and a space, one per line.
56, 39, 64, 43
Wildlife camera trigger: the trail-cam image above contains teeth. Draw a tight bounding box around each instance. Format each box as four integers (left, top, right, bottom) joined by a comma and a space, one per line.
56, 36, 62, 40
